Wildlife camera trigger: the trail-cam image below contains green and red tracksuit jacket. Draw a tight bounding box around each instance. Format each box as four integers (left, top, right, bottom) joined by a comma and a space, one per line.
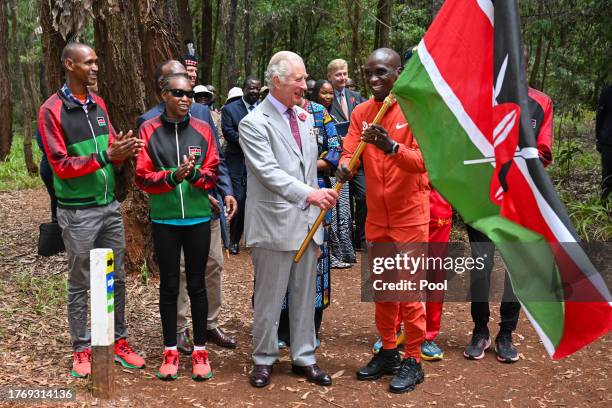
135, 113, 219, 220
38, 89, 119, 209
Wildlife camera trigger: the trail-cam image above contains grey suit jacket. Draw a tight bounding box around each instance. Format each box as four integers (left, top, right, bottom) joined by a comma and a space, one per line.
238, 97, 324, 251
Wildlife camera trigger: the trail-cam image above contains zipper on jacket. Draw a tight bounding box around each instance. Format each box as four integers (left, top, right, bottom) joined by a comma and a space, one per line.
175, 123, 186, 218
85, 109, 108, 203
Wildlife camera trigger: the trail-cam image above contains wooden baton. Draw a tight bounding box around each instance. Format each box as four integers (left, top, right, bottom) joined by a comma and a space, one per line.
293, 93, 396, 263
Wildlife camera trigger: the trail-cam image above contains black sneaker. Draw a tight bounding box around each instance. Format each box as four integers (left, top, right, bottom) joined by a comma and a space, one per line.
495, 332, 519, 363
389, 357, 424, 393
463, 333, 491, 360
356, 347, 401, 380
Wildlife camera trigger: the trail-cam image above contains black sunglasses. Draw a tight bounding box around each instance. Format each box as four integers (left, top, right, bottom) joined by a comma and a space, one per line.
168, 89, 195, 98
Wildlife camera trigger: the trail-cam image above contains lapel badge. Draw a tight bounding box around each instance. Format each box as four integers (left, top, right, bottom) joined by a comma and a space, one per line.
298, 112, 307, 122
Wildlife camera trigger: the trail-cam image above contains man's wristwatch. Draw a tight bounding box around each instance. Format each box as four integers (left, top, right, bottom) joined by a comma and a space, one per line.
386, 141, 400, 156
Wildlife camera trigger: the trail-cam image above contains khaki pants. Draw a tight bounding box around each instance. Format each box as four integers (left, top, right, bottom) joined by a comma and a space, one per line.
177, 218, 224, 332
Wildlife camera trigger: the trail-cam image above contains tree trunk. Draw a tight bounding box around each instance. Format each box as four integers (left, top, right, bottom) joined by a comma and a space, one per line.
200, 0, 214, 84
345, 0, 366, 94
0, 1, 12, 161
134, 0, 181, 107
243, 0, 252, 76
23, 61, 40, 174
540, 39, 552, 92
39, 0, 68, 96
225, 0, 239, 88
176, 0, 194, 45
374, 0, 392, 49
528, 0, 545, 88
9, 0, 36, 173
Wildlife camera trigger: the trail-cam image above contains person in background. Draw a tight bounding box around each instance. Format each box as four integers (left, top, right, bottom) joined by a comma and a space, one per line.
346, 77, 357, 92
305, 79, 316, 100
194, 85, 214, 106
259, 86, 269, 101
311, 79, 355, 267
221, 76, 262, 255
464, 46, 554, 363
180, 54, 199, 87
327, 58, 368, 252
39, 42, 146, 378
136, 74, 219, 381
225, 87, 243, 105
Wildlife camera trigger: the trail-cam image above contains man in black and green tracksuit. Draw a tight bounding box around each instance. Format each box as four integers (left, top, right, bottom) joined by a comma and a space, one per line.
38, 42, 145, 377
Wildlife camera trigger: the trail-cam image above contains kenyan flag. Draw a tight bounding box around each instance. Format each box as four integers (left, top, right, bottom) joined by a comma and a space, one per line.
393, 0, 611, 359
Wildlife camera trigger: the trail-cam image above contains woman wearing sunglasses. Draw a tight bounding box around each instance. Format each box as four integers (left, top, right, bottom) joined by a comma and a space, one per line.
136, 74, 220, 381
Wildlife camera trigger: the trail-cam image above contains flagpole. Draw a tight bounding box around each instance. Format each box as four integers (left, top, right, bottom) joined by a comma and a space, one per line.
293, 93, 396, 263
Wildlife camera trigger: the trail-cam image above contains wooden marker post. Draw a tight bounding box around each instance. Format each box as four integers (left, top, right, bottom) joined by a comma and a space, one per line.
90, 248, 115, 399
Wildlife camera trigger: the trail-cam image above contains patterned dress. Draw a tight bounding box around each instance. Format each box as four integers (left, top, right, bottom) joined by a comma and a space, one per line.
281, 101, 340, 312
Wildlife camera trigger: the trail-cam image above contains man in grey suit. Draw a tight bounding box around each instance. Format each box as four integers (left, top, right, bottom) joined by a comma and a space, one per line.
327, 58, 369, 252
239, 51, 338, 388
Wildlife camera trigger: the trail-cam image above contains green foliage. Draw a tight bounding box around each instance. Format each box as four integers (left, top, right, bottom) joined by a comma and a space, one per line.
0, 135, 42, 191
14, 272, 67, 316
567, 197, 612, 241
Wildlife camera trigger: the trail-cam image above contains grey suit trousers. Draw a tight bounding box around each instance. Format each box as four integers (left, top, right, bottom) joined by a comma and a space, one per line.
251, 242, 318, 366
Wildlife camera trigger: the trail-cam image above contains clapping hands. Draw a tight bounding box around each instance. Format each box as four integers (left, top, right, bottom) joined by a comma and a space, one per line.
173, 154, 196, 182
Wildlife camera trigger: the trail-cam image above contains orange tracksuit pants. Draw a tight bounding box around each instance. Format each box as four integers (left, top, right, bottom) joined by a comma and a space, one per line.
367, 222, 428, 361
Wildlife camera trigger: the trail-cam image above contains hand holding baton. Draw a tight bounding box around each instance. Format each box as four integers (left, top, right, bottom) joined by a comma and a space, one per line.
293, 93, 396, 263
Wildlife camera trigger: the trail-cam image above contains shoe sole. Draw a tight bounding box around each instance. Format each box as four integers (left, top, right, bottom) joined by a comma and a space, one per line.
495, 347, 519, 363
115, 355, 145, 369
70, 370, 89, 379
192, 371, 214, 381
156, 372, 178, 381
463, 338, 491, 360
420, 352, 443, 361
356, 367, 399, 381
389, 373, 425, 394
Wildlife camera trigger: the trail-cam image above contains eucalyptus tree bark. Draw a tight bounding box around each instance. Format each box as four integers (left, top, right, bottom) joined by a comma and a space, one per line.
134, 0, 181, 107
225, 0, 239, 87
10, 0, 37, 173
0, 1, 13, 161
344, 0, 366, 93
39, 0, 66, 94
176, 0, 194, 45
243, 0, 252, 76
529, 0, 545, 88
374, 0, 392, 49
200, 0, 214, 84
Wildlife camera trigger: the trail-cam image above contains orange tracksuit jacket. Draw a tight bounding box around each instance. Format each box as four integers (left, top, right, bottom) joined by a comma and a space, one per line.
340, 99, 430, 231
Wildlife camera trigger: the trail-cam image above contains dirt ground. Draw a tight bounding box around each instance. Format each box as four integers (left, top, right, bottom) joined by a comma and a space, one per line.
0, 188, 610, 408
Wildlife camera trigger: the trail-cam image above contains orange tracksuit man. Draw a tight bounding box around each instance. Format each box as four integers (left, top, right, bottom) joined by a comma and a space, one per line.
340, 99, 430, 361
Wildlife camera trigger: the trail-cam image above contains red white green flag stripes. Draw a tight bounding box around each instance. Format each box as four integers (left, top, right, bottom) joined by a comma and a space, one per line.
393, 0, 611, 359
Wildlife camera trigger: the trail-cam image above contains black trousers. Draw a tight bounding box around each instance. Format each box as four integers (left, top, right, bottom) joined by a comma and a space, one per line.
152, 221, 211, 347
350, 166, 367, 249
467, 225, 520, 337
229, 173, 246, 246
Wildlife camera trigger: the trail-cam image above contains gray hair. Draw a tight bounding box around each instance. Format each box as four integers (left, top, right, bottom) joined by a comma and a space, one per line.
264, 51, 304, 88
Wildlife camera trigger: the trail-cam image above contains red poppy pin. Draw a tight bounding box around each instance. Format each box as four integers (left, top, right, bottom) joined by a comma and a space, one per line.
349, 96, 355, 104
298, 112, 307, 121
